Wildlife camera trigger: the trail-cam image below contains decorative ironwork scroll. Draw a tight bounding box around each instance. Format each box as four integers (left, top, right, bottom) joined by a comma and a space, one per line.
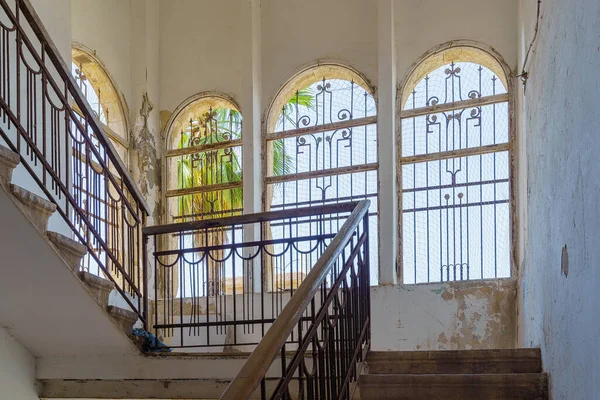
401, 61, 511, 284
266, 77, 378, 285
166, 107, 243, 222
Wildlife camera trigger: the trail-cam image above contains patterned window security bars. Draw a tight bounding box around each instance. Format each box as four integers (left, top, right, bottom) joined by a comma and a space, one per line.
70, 51, 133, 281
400, 56, 512, 284
265, 73, 379, 285
71, 48, 129, 165
165, 104, 243, 223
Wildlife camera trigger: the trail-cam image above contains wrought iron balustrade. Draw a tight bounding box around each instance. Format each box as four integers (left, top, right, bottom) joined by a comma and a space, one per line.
143, 202, 364, 351
218, 200, 371, 399
0, 0, 149, 323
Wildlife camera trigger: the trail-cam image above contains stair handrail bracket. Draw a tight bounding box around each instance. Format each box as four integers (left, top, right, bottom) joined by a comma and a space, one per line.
220, 199, 371, 400
0, 0, 149, 324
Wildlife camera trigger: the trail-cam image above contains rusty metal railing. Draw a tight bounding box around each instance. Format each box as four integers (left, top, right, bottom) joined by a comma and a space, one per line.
0, 0, 149, 324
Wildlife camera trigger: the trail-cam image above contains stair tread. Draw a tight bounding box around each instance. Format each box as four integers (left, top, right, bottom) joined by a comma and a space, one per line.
11, 184, 57, 213
47, 231, 88, 257
107, 305, 139, 321
366, 348, 541, 374
360, 372, 547, 383
79, 271, 115, 290
367, 348, 540, 361
0, 144, 20, 167
359, 373, 548, 400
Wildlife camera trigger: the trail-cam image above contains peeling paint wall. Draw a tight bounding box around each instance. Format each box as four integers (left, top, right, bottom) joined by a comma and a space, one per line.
517, 0, 600, 398
372, 280, 516, 351
71, 0, 163, 224
159, 280, 516, 353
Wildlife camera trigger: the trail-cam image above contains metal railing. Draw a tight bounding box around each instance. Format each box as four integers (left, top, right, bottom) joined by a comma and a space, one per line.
218, 200, 371, 399
143, 202, 364, 351
0, 0, 149, 322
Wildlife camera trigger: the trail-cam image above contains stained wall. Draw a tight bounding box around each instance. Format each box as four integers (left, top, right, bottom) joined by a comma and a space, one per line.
517, 0, 600, 398
21, 0, 522, 359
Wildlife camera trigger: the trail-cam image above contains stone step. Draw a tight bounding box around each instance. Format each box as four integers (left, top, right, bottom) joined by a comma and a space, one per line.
358, 373, 548, 400
39, 376, 299, 399
10, 184, 56, 233
79, 271, 115, 307
366, 348, 541, 374
107, 305, 139, 336
0, 144, 20, 189
47, 231, 87, 273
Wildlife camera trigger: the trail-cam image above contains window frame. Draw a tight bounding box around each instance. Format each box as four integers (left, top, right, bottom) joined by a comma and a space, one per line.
262, 63, 381, 285
162, 92, 243, 224
397, 41, 517, 284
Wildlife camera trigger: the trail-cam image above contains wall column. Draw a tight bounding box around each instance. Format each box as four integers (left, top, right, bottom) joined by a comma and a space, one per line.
240, 0, 263, 292
377, 0, 398, 284
130, 0, 161, 224
241, 0, 263, 216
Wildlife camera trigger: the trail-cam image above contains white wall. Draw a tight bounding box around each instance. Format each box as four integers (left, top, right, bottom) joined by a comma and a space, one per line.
395, 0, 518, 83
29, 0, 71, 62
158, 0, 243, 112
0, 328, 38, 400
518, 0, 600, 398
261, 0, 377, 108
71, 0, 133, 109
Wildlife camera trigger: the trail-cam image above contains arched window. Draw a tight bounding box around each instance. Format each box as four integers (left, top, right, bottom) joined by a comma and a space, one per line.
70, 46, 130, 278
399, 44, 513, 284
265, 64, 378, 284
164, 94, 242, 223
71, 46, 129, 164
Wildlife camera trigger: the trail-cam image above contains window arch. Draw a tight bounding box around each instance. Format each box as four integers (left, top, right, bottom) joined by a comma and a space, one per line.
265, 63, 379, 284
71, 45, 129, 164
164, 93, 242, 223
399, 43, 514, 284
70, 45, 131, 277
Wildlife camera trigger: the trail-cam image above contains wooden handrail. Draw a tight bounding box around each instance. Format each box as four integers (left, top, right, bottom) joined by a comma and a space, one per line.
17, 0, 149, 214
219, 200, 370, 400
143, 201, 360, 236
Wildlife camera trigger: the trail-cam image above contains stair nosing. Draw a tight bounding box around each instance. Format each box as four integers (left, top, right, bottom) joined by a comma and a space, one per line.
367, 348, 540, 361
47, 231, 88, 257
359, 372, 548, 385
0, 145, 20, 168
79, 271, 115, 291
107, 305, 139, 322
10, 184, 57, 213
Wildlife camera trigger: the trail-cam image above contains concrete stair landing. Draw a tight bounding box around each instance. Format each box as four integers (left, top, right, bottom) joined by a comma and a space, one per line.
359, 348, 548, 400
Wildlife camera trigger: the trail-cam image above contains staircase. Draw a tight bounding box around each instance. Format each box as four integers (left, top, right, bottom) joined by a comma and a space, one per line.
0, 144, 138, 339
359, 348, 548, 400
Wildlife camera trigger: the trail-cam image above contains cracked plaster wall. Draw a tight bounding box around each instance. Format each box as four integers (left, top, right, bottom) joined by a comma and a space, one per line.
517, 0, 600, 398
21, 0, 523, 360
71, 0, 163, 224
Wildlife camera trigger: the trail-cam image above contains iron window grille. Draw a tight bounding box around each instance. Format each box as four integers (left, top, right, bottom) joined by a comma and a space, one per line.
400, 61, 512, 284
265, 77, 379, 285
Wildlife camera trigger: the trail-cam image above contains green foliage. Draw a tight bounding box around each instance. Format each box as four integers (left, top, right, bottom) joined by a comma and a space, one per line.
177, 89, 314, 221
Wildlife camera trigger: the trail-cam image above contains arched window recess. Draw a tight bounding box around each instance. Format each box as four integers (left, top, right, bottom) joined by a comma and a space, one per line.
264, 63, 379, 285
399, 43, 514, 284
164, 94, 243, 223
71, 45, 129, 165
